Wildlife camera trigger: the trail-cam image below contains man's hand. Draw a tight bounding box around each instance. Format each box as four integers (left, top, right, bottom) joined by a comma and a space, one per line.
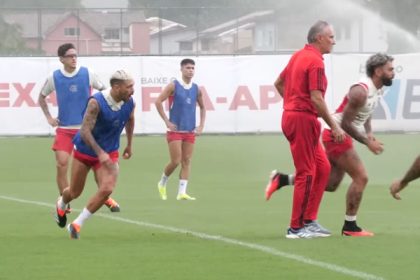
98, 151, 113, 169
47, 116, 59, 127
390, 180, 404, 200
195, 125, 204, 135
165, 120, 177, 131
122, 146, 132, 159
366, 138, 384, 155
331, 125, 345, 143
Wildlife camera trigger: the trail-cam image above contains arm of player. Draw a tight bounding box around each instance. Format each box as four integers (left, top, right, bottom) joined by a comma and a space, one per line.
195, 87, 206, 135
122, 106, 135, 159
155, 82, 177, 131
310, 90, 345, 142
274, 75, 284, 98
363, 116, 375, 140
80, 98, 110, 165
38, 79, 59, 127
390, 155, 420, 200
341, 85, 383, 154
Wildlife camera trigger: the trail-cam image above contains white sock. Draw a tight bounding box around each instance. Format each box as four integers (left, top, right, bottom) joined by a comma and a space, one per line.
159, 173, 169, 186
345, 215, 357, 222
57, 196, 66, 211
178, 179, 188, 195
289, 174, 295, 185
73, 208, 92, 227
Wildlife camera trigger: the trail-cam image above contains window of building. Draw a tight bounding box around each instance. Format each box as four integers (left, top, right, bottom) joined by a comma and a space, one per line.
335, 22, 352, 41
180, 41, 193, 51
104, 28, 120, 40
201, 38, 210, 51
255, 23, 274, 50
64, 27, 80, 36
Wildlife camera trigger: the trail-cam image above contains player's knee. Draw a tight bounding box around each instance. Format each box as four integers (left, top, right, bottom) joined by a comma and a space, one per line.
98, 186, 113, 198
56, 160, 69, 169
181, 158, 191, 168
170, 157, 181, 166
354, 174, 368, 188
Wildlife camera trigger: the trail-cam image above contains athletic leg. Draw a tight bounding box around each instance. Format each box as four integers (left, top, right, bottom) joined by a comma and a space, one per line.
55, 150, 71, 194
334, 148, 373, 236
177, 141, 196, 200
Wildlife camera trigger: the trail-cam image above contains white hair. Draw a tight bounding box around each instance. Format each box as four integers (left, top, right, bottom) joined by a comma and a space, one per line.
110, 70, 133, 81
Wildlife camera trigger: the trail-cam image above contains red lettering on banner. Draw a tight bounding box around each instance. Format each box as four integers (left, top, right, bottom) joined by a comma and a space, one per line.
13, 83, 36, 107
229, 86, 258, 110
141, 86, 165, 112
199, 86, 215, 111
260, 85, 281, 109
0, 83, 10, 107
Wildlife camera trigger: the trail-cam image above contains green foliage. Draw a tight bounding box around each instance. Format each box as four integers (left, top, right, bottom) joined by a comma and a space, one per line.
0, 16, 43, 55
0, 0, 82, 55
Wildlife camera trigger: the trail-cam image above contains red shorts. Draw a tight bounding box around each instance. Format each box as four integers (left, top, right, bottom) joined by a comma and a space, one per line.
166, 131, 196, 144
322, 129, 353, 159
52, 128, 79, 154
73, 150, 119, 170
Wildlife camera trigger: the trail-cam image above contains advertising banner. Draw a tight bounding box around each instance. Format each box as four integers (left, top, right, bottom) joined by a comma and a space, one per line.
0, 54, 418, 135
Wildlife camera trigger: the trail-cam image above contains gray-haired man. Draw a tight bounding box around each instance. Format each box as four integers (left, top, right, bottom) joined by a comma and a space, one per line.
268, 53, 395, 237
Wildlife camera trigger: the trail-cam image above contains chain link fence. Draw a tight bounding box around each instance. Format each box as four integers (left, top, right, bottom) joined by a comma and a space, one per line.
1, 6, 419, 56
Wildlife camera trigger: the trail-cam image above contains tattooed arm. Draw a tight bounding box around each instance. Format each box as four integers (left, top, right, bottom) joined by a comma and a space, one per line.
80, 98, 109, 163
341, 85, 383, 154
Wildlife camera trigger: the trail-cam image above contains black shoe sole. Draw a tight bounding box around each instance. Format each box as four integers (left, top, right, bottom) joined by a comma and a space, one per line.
55, 211, 67, 228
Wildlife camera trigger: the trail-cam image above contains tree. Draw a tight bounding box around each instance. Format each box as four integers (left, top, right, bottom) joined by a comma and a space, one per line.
0, 16, 42, 55
0, 0, 82, 55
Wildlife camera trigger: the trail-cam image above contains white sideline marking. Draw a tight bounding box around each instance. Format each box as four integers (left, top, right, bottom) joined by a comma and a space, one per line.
0, 195, 384, 280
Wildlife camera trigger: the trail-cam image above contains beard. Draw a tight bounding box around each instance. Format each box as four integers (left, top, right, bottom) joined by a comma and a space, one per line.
382, 77, 393, 86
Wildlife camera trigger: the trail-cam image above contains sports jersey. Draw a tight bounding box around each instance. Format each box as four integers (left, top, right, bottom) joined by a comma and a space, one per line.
332, 78, 384, 133
41, 66, 106, 128
280, 44, 327, 115
73, 92, 135, 157
52, 67, 90, 126
169, 79, 198, 132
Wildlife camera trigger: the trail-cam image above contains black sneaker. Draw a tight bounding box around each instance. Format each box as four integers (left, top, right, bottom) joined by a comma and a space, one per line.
342, 221, 374, 237
55, 206, 67, 228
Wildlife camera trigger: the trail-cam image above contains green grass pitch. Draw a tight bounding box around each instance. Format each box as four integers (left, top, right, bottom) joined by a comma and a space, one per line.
0, 134, 418, 280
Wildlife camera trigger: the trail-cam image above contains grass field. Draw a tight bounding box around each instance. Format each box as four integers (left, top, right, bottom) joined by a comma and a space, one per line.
0, 134, 419, 280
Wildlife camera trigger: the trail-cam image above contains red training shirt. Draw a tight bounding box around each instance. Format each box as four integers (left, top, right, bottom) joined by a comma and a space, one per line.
279, 44, 327, 115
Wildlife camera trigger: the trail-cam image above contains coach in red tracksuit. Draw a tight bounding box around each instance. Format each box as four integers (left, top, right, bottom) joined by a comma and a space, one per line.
273, 20, 344, 239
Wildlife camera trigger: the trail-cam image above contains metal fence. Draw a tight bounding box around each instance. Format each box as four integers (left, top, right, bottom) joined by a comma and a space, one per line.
1, 7, 419, 56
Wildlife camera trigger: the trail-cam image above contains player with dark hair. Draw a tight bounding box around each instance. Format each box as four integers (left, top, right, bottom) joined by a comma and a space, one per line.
55, 70, 135, 239
39, 43, 120, 212
267, 53, 395, 237
155, 58, 206, 200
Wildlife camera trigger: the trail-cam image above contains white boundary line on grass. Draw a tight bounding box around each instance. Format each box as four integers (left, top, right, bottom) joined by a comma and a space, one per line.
0, 195, 384, 280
